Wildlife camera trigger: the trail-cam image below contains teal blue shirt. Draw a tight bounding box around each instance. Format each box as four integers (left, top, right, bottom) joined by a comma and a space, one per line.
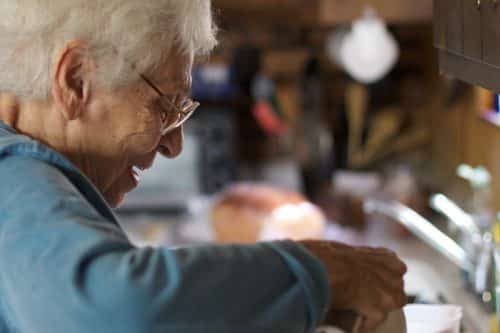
0, 121, 330, 333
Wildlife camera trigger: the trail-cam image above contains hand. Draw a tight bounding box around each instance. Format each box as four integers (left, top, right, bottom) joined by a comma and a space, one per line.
299, 240, 407, 332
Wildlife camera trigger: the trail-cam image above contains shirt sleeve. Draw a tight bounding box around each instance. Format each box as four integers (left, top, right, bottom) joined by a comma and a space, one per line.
0, 156, 330, 333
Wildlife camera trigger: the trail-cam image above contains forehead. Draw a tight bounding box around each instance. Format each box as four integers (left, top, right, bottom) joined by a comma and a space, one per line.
151, 51, 194, 95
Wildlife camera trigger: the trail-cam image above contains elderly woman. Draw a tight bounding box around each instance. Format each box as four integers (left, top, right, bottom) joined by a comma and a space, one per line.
0, 1, 407, 332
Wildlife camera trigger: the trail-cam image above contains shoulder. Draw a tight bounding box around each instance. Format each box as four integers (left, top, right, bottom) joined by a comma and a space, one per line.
0, 154, 73, 190
0, 155, 89, 214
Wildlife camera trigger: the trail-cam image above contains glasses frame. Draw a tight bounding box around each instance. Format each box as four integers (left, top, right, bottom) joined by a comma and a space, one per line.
139, 74, 200, 136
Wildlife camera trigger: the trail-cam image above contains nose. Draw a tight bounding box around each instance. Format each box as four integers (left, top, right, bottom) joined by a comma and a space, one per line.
159, 126, 184, 158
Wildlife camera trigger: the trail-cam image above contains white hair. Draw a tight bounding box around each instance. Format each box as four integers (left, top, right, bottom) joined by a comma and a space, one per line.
0, 0, 218, 99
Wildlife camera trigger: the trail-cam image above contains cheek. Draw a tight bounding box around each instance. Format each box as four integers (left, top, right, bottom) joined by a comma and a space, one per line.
118, 112, 162, 156
98, 87, 162, 158
123, 131, 161, 155
119, 105, 162, 154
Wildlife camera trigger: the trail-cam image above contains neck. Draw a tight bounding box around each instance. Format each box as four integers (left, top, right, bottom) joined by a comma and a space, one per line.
0, 93, 78, 164
0, 93, 113, 199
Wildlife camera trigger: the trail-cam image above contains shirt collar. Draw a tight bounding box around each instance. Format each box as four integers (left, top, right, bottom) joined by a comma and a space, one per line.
0, 120, 120, 226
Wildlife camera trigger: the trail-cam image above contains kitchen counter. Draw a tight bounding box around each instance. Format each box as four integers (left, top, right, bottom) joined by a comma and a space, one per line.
119, 196, 492, 333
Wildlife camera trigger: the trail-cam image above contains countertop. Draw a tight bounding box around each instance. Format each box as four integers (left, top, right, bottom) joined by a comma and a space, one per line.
118, 197, 492, 333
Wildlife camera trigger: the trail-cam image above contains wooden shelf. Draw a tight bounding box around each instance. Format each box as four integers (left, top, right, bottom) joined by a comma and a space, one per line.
213, 0, 316, 25
214, 0, 433, 26
215, 0, 305, 13
318, 0, 433, 25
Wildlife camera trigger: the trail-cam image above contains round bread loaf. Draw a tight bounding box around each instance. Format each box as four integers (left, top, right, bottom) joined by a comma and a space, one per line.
211, 183, 326, 243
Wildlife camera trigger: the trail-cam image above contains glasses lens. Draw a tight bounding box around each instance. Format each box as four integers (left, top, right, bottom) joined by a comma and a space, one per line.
160, 100, 199, 135
179, 98, 192, 110
157, 98, 176, 124
178, 101, 199, 124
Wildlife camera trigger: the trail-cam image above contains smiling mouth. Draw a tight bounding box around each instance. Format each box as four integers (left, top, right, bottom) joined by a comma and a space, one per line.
129, 161, 153, 184
129, 166, 140, 185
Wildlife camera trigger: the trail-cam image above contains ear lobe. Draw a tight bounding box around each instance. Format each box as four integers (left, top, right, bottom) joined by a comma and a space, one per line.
52, 40, 92, 121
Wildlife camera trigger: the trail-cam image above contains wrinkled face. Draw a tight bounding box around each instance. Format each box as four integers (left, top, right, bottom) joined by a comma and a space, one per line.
79, 51, 194, 207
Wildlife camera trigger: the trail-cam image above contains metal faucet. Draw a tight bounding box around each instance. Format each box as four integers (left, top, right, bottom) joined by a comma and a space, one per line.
363, 199, 474, 273
429, 194, 481, 237
430, 194, 495, 310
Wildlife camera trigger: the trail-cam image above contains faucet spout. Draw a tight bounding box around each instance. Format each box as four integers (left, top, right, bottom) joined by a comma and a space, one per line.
364, 199, 475, 273
430, 194, 481, 238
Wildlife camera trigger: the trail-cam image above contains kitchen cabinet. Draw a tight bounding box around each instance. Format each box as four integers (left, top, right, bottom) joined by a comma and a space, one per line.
445, 0, 463, 54
463, 0, 482, 59
435, 0, 500, 92
482, 0, 500, 66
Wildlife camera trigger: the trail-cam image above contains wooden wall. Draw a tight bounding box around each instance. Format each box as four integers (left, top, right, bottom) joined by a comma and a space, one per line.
431, 85, 500, 211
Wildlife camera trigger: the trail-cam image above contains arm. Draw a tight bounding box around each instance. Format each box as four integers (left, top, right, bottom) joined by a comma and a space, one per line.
0, 156, 330, 333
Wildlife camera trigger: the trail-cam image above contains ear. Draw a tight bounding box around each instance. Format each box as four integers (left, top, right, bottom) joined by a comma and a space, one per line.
52, 40, 93, 121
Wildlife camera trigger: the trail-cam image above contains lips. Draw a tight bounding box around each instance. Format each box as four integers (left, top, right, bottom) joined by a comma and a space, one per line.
129, 159, 154, 183
129, 166, 140, 186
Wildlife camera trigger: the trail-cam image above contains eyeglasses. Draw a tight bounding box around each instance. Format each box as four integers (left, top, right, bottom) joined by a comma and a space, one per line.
140, 74, 200, 136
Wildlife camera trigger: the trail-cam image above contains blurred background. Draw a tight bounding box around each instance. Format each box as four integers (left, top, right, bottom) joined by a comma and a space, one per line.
117, 1, 500, 332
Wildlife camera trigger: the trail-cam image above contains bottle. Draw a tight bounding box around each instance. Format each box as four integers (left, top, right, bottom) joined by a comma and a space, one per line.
457, 165, 494, 234
457, 165, 494, 291
493, 218, 500, 333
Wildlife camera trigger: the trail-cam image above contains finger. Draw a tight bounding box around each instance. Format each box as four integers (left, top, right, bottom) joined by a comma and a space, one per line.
381, 291, 398, 309
362, 265, 406, 300
374, 255, 407, 274
373, 270, 406, 296
371, 282, 407, 310
388, 277, 408, 306
326, 241, 353, 249
361, 253, 407, 275
394, 288, 409, 307
356, 310, 387, 332
323, 241, 356, 253
386, 291, 408, 310
349, 272, 404, 313
352, 316, 364, 333
352, 246, 400, 260
360, 314, 388, 333
356, 246, 397, 255
329, 244, 408, 275
355, 287, 403, 318
356, 290, 392, 317
352, 245, 402, 260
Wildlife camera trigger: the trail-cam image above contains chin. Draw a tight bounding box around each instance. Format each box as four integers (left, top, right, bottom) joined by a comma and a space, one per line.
104, 189, 127, 209
104, 170, 140, 208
